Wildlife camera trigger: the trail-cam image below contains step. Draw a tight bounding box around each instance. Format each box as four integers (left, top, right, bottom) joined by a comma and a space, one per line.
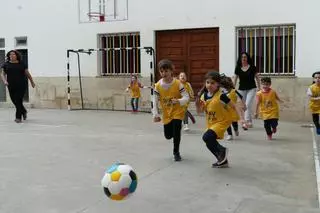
0, 102, 33, 108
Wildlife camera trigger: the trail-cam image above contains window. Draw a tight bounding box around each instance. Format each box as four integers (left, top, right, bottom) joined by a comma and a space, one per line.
15, 36, 28, 47
236, 25, 296, 75
0, 38, 4, 48
99, 33, 141, 75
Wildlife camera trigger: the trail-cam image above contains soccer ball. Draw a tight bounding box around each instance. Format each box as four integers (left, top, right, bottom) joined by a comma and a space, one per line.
101, 163, 138, 201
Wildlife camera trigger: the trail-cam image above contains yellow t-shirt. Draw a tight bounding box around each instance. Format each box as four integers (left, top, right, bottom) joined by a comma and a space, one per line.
256, 89, 279, 120
201, 89, 232, 139
308, 84, 320, 113
129, 82, 141, 98
226, 89, 240, 122
155, 79, 185, 125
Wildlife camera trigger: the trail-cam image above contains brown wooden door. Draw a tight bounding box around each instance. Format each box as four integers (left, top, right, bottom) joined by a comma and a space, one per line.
156, 28, 219, 94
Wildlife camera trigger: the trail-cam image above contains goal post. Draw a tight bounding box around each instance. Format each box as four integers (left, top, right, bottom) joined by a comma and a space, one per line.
66, 47, 155, 111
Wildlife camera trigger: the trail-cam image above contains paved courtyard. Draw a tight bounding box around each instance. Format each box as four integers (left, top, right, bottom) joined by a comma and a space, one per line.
0, 109, 319, 213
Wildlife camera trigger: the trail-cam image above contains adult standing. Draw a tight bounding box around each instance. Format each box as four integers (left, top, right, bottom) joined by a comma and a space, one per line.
1, 50, 35, 123
234, 52, 260, 128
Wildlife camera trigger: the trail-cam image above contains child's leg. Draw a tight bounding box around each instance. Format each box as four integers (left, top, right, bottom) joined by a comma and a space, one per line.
232, 122, 239, 136
264, 119, 272, 137
135, 98, 139, 111
226, 126, 232, 136
164, 121, 173, 140
130, 98, 135, 111
312, 114, 320, 129
187, 110, 196, 124
183, 111, 189, 125
172, 119, 182, 155
202, 129, 227, 163
270, 119, 278, 133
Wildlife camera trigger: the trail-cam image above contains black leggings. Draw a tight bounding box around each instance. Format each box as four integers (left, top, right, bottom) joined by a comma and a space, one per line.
312, 114, 320, 129
264, 118, 278, 135
8, 86, 27, 120
202, 129, 226, 160
164, 119, 182, 154
227, 122, 239, 135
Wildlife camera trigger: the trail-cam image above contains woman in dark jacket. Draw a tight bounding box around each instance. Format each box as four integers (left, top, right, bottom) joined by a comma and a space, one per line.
233, 52, 260, 128
1, 50, 35, 123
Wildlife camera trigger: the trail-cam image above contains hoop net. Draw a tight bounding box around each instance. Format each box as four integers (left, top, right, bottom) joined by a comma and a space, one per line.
87, 12, 105, 22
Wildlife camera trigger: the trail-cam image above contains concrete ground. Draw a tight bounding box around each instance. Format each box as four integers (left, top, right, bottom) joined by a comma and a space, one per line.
0, 109, 319, 213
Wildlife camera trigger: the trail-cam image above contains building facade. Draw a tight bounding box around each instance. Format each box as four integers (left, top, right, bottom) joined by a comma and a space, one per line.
0, 0, 319, 121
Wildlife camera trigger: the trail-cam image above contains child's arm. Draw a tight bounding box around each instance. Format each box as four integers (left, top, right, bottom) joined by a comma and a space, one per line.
235, 90, 247, 111
188, 83, 195, 100
196, 94, 205, 114
152, 89, 161, 122
254, 94, 261, 118
275, 92, 284, 103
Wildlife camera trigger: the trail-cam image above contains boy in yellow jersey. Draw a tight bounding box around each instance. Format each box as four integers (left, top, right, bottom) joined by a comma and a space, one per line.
178, 72, 195, 131
255, 77, 283, 140
153, 59, 189, 161
220, 76, 247, 140
307, 71, 320, 135
196, 72, 235, 168
126, 75, 148, 112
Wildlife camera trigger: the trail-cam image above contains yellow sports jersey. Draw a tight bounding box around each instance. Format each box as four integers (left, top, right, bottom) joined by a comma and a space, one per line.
155, 79, 185, 125
256, 89, 279, 120
309, 84, 320, 113
201, 89, 232, 139
129, 82, 141, 98
226, 89, 240, 122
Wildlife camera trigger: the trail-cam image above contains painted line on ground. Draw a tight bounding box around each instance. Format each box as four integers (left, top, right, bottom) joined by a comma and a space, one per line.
311, 127, 320, 208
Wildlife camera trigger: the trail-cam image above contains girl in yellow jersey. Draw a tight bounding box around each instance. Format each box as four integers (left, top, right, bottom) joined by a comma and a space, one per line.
307, 71, 320, 135
126, 75, 147, 113
153, 59, 189, 161
255, 77, 283, 140
220, 76, 247, 140
178, 72, 196, 131
196, 71, 236, 168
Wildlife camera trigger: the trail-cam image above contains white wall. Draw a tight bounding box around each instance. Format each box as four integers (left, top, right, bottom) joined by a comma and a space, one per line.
0, 0, 319, 78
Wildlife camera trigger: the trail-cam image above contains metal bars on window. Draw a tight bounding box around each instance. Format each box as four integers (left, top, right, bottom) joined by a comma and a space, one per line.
99, 33, 141, 75
236, 25, 296, 75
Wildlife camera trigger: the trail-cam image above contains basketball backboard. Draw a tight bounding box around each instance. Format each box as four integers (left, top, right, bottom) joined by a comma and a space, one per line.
78, 0, 128, 23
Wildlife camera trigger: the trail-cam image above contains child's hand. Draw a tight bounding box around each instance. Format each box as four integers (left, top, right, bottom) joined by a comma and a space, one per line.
242, 105, 247, 111
171, 98, 179, 104
125, 88, 129, 92
254, 113, 258, 119
153, 117, 161, 122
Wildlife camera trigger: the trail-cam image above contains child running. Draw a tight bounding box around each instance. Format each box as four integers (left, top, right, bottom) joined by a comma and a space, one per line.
255, 77, 282, 140
178, 72, 196, 131
220, 75, 246, 140
126, 75, 148, 112
307, 71, 320, 135
196, 71, 235, 168
153, 59, 189, 161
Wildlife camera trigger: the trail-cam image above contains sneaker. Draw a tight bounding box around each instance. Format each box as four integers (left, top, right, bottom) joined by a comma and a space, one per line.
235, 130, 239, 136
247, 122, 253, 128
242, 123, 248, 130
217, 148, 228, 164
272, 127, 277, 134
267, 134, 272, 140
316, 128, 320, 135
226, 135, 233, 141
174, 153, 182, 161
14, 119, 22, 123
183, 124, 190, 131
212, 160, 229, 168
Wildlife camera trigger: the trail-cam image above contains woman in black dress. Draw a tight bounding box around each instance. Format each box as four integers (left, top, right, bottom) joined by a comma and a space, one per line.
1, 50, 35, 123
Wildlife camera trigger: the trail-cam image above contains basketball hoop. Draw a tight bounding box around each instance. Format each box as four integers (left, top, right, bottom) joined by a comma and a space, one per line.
87, 12, 105, 22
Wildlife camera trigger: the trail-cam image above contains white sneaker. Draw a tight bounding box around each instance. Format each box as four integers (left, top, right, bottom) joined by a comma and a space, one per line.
226, 135, 233, 141
183, 124, 190, 131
